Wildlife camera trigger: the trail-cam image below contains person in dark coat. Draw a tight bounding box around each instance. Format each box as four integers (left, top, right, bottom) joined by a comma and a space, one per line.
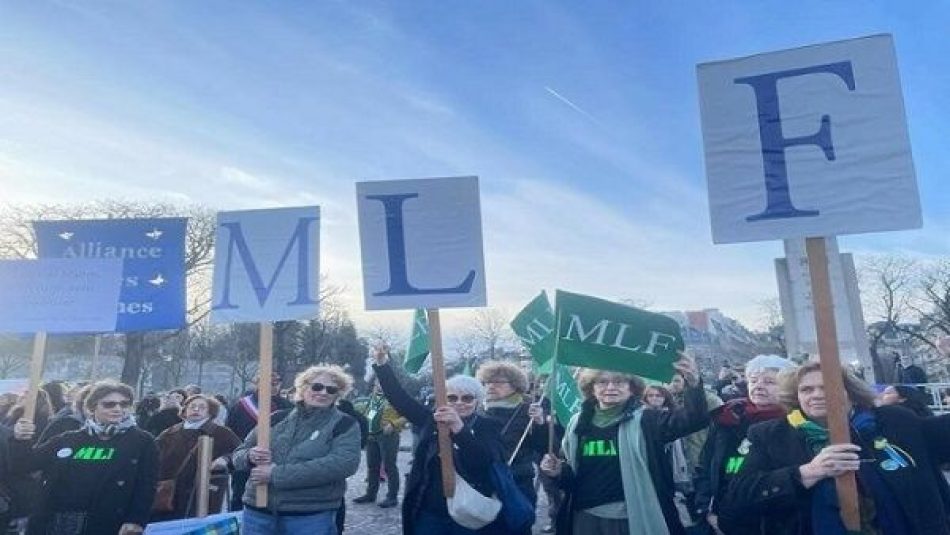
10, 380, 158, 535
145, 389, 186, 437
894, 352, 929, 385
539, 356, 708, 535
225, 372, 293, 511
152, 394, 242, 521
476, 360, 548, 533
372, 347, 506, 535
721, 361, 950, 535
3, 390, 53, 528
694, 355, 795, 535
879, 384, 934, 417
38, 384, 93, 444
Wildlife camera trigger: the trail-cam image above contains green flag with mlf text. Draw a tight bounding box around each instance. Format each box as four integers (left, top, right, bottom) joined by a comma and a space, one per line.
510, 291, 556, 374
554, 290, 684, 383
405, 308, 430, 374
551, 363, 583, 426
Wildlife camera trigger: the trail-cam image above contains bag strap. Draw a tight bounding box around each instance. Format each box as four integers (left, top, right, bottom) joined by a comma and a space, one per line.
172, 438, 203, 478
500, 403, 525, 438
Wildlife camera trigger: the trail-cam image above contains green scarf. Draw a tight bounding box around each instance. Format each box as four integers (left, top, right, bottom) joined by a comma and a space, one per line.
485, 393, 523, 410
592, 404, 624, 428
787, 409, 829, 454
563, 404, 670, 535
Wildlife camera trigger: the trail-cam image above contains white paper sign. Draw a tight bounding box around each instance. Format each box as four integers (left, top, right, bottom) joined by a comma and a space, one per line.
357, 176, 486, 310
697, 34, 920, 244
210, 206, 320, 323
0, 258, 122, 333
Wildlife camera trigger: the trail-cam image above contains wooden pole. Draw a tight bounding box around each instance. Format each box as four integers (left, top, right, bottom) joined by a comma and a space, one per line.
23, 332, 48, 422
255, 322, 274, 507
805, 237, 860, 531
89, 334, 102, 380
426, 308, 455, 498
195, 436, 213, 518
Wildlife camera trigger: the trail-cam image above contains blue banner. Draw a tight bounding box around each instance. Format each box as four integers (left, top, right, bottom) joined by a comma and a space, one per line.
34, 218, 187, 332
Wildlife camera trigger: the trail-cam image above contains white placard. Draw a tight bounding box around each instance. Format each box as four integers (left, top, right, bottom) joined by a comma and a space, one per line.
697, 34, 920, 244
357, 176, 486, 310
0, 258, 122, 333
210, 206, 320, 323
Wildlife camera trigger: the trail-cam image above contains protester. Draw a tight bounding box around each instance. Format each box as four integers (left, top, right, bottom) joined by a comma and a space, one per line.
233, 365, 361, 535
212, 394, 229, 426
353, 378, 406, 508
0, 424, 13, 531
477, 360, 549, 524
135, 394, 161, 432
644, 385, 677, 410
3, 390, 53, 527
0, 392, 18, 422
539, 355, 708, 535
145, 389, 186, 437
643, 385, 695, 529
225, 372, 293, 511
695, 354, 795, 535
722, 361, 950, 534
38, 384, 92, 443
372, 347, 507, 535
894, 352, 929, 384
879, 384, 934, 417
41, 381, 68, 415
153, 394, 242, 521
10, 380, 158, 535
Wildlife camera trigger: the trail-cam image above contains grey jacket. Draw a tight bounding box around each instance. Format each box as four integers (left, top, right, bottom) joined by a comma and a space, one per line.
233, 404, 360, 513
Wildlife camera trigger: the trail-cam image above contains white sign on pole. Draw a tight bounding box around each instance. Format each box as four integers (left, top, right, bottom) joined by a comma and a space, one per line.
697, 34, 920, 244
210, 207, 320, 323
0, 258, 122, 333
356, 176, 486, 310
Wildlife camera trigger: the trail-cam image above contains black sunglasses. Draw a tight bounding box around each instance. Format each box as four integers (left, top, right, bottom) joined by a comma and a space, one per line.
310, 383, 340, 395
100, 400, 132, 409
447, 394, 476, 403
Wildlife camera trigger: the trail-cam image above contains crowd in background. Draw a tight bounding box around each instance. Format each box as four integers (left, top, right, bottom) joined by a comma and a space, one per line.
0, 349, 948, 534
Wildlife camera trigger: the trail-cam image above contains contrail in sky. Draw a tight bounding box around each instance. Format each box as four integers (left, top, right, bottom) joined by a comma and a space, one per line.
544, 86, 603, 126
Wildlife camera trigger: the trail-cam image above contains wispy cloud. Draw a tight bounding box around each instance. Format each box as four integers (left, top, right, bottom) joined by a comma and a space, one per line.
544, 86, 604, 127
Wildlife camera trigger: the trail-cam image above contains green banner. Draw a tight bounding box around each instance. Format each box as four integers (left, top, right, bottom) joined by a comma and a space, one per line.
405, 308, 430, 374
553, 290, 683, 382
551, 363, 583, 426
510, 291, 556, 374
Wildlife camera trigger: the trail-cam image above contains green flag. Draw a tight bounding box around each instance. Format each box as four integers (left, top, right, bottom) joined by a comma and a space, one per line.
554, 290, 684, 382
405, 308, 430, 374
510, 291, 556, 374
462, 359, 474, 377
550, 364, 583, 426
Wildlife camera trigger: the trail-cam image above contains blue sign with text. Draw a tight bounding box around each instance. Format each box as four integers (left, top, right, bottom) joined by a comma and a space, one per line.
34, 218, 187, 332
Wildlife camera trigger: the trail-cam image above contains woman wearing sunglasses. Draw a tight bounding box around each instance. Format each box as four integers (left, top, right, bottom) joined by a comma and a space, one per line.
11, 380, 159, 535
232, 364, 361, 535
372, 347, 507, 535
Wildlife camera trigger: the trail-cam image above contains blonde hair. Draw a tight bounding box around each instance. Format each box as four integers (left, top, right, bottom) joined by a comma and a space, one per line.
576, 368, 645, 401
475, 360, 529, 394
293, 365, 353, 402
778, 361, 876, 411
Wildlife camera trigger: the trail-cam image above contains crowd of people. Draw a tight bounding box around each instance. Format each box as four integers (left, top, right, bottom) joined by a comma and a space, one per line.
0, 348, 948, 535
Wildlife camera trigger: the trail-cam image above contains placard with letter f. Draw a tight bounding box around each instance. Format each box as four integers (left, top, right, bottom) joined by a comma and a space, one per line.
210, 206, 321, 323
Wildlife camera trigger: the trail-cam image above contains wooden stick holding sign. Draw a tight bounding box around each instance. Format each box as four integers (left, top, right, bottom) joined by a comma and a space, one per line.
255, 322, 274, 507
426, 309, 456, 498
22, 332, 48, 423
805, 237, 860, 531
195, 435, 214, 518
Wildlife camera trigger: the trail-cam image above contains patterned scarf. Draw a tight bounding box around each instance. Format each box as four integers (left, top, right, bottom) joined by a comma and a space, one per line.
83, 414, 136, 439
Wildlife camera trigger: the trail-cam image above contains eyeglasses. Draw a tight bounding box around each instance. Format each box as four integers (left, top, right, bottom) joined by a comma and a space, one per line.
447, 394, 476, 403
594, 378, 629, 387
481, 380, 510, 386
310, 383, 340, 395
99, 400, 132, 409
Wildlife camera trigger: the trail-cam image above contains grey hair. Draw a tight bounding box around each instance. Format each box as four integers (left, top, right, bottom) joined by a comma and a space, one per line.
745, 354, 796, 375
446, 375, 485, 403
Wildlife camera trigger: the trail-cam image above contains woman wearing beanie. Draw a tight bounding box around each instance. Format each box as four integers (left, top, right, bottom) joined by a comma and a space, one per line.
539, 355, 707, 535
11, 380, 158, 535
372, 347, 507, 535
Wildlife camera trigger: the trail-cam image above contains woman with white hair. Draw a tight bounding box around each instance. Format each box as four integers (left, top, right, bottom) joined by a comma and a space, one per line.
694, 354, 795, 535
372, 348, 506, 535
232, 365, 362, 535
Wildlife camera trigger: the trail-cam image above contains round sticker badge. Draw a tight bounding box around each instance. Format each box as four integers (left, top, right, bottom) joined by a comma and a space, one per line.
56, 448, 73, 459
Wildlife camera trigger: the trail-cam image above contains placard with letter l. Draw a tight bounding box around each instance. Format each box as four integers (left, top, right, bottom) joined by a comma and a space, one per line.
356, 176, 486, 310
697, 34, 920, 244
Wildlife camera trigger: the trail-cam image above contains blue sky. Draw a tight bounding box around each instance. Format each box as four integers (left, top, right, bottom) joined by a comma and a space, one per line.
2, 1, 948, 335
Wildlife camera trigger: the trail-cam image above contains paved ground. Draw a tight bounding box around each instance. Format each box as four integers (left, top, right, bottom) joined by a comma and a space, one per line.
343, 432, 553, 534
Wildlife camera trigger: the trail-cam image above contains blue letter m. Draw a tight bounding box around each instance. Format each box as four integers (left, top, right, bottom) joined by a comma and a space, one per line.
214, 217, 319, 309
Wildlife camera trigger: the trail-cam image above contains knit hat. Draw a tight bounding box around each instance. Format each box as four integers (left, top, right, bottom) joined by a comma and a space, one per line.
745, 354, 796, 375
446, 375, 485, 403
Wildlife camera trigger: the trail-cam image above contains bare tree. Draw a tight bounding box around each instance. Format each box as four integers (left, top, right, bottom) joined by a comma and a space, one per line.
753, 297, 787, 356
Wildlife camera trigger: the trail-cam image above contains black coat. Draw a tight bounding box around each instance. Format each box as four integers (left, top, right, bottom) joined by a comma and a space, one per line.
12, 427, 158, 535
556, 383, 710, 535
374, 362, 506, 535
721, 406, 950, 535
